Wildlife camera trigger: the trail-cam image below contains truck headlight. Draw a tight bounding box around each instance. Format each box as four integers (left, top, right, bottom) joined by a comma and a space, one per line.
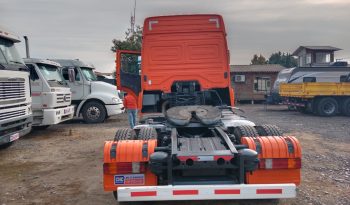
112, 97, 120, 103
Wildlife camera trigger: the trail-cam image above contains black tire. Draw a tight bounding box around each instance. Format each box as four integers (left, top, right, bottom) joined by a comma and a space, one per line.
0, 142, 14, 149
82, 101, 107, 123
341, 98, 350, 116
233, 125, 258, 143
113, 191, 118, 200
316, 97, 338, 116
138, 127, 157, 140
114, 128, 136, 141
256, 124, 284, 136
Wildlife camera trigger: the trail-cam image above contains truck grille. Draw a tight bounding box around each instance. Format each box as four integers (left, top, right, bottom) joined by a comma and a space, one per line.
0, 80, 25, 100
0, 109, 26, 120
56, 93, 71, 103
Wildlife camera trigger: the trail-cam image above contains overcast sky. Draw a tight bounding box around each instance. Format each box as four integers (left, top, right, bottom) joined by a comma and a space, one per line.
1, 0, 350, 72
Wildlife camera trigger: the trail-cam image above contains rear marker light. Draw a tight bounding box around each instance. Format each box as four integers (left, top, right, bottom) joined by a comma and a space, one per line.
259, 158, 301, 169
215, 189, 240, 195
173, 190, 199, 195
256, 189, 282, 194
131, 191, 157, 197
103, 162, 146, 174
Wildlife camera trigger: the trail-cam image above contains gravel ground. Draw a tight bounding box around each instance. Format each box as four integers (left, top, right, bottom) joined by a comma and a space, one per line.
0, 105, 349, 205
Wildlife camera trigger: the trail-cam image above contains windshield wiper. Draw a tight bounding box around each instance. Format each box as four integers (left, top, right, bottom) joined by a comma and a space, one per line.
0, 63, 5, 69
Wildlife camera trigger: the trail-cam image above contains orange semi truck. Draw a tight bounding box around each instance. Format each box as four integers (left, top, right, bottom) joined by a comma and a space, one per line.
103, 14, 302, 202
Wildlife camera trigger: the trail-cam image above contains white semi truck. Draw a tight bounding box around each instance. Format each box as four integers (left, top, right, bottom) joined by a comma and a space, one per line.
23, 58, 74, 128
0, 27, 32, 148
51, 59, 124, 123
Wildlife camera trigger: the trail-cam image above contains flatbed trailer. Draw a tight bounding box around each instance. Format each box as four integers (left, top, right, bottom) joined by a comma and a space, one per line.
280, 82, 350, 116
103, 14, 302, 202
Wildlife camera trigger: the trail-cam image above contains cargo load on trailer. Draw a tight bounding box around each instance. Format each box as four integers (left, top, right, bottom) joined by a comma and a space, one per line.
103, 14, 302, 202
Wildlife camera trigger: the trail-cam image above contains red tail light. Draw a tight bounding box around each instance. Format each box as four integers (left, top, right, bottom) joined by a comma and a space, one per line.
103, 162, 146, 174
259, 158, 301, 169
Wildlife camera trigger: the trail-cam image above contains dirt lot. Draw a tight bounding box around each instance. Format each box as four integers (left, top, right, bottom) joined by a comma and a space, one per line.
0, 105, 349, 205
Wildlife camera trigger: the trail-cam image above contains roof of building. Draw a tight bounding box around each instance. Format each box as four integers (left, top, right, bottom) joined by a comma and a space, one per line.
230, 64, 286, 73
292, 46, 342, 56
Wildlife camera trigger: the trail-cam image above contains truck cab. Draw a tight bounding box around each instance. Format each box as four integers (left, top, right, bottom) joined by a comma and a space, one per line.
24, 58, 74, 128
50, 59, 124, 123
104, 15, 302, 202
0, 26, 32, 148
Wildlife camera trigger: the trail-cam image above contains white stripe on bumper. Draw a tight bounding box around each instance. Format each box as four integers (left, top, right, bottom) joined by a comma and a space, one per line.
117, 183, 296, 201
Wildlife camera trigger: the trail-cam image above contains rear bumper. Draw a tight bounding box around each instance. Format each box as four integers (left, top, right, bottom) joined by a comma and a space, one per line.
116, 183, 296, 201
39, 105, 75, 125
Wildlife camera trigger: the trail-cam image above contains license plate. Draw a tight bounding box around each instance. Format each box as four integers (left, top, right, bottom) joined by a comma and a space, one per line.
64, 108, 71, 114
10, 133, 20, 142
114, 174, 145, 185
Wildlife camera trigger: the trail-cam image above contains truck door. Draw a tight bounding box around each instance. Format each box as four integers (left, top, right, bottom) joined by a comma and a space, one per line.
61, 67, 84, 100
116, 50, 141, 100
26, 64, 42, 110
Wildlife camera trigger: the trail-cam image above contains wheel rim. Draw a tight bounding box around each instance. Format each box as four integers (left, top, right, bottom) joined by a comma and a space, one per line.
87, 106, 100, 120
323, 102, 335, 115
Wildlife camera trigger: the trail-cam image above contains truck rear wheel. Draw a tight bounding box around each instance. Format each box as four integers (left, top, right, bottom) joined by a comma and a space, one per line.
233, 125, 258, 143
138, 127, 157, 140
113, 191, 118, 200
341, 98, 350, 116
256, 124, 284, 136
82, 101, 107, 123
316, 97, 338, 116
114, 128, 136, 141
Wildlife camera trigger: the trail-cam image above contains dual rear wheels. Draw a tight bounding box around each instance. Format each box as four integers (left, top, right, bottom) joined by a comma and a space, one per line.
295, 97, 350, 116
231, 124, 284, 143
114, 127, 157, 141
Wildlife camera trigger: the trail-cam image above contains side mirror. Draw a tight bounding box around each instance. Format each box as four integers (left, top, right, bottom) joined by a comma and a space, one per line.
68, 68, 75, 82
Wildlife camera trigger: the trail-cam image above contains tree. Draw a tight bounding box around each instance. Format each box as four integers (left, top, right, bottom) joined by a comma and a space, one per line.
268, 52, 297, 68
251, 54, 268, 65
111, 25, 143, 52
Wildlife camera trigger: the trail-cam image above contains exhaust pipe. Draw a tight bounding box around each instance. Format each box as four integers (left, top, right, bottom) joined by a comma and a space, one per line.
23, 36, 30, 58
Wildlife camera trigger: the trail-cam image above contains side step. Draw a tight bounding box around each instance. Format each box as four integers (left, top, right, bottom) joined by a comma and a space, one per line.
117, 183, 296, 201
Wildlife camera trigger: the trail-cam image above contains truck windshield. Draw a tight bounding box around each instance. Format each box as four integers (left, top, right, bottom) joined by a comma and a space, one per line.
0, 38, 24, 65
37, 63, 65, 84
81, 67, 97, 81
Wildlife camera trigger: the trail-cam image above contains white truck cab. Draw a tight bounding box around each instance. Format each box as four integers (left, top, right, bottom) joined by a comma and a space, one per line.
24, 58, 74, 128
0, 26, 32, 148
50, 59, 124, 123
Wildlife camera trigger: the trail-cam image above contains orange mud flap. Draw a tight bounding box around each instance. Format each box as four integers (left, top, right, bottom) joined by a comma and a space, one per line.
103, 139, 158, 191
241, 136, 302, 185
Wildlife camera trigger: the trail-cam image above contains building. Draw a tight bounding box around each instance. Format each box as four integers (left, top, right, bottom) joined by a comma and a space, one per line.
230, 64, 286, 103
292, 46, 341, 67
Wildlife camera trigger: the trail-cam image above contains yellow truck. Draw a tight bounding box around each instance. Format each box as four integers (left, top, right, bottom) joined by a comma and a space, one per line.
280, 82, 350, 116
